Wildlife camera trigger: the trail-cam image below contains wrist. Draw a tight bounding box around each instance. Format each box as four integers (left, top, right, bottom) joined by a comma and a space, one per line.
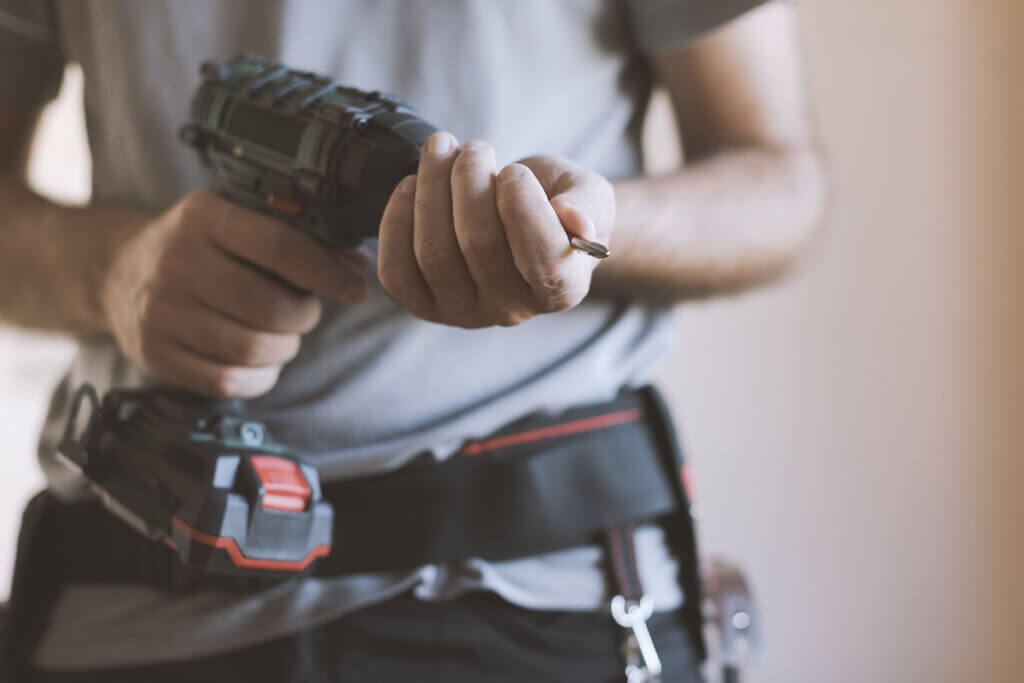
88, 207, 151, 336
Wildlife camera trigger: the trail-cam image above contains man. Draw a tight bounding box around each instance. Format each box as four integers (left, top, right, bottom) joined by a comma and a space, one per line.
0, 0, 824, 681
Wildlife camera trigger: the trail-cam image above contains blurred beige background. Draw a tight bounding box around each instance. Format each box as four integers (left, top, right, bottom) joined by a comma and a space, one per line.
1, 2, 1021, 682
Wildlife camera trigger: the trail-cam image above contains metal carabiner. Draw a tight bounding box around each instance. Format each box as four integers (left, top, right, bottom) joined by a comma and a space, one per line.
612, 594, 662, 682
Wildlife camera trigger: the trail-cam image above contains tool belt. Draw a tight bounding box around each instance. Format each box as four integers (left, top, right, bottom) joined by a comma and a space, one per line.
5, 386, 704, 681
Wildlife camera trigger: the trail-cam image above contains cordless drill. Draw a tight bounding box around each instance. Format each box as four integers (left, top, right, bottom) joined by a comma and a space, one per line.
57, 54, 438, 578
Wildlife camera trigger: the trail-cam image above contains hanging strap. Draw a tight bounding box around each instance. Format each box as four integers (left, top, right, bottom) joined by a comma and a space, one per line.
602, 386, 710, 681
606, 523, 663, 682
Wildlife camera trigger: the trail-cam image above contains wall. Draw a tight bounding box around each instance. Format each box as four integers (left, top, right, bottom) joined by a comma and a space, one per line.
656, 2, 1023, 682
1, 3, 1021, 681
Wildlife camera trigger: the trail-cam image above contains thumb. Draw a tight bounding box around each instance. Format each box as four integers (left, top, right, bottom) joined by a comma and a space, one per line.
550, 196, 599, 242
548, 179, 615, 244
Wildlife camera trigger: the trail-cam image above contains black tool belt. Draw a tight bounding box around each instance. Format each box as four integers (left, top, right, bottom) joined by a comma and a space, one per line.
5, 386, 706, 677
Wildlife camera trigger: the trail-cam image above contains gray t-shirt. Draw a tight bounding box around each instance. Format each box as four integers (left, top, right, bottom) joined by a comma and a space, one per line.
2, 0, 765, 670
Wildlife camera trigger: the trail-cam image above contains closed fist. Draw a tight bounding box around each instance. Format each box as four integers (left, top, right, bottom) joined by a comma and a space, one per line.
377, 132, 615, 328
101, 191, 369, 398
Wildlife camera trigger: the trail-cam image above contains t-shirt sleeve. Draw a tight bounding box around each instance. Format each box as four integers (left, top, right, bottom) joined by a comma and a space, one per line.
0, 0, 65, 110
625, 0, 774, 54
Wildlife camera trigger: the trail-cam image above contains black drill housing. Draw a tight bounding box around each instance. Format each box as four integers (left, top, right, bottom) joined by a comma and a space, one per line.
180, 53, 437, 247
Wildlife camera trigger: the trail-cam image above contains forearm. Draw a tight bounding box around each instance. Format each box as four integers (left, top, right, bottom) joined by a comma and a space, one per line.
593, 145, 825, 303
0, 174, 146, 335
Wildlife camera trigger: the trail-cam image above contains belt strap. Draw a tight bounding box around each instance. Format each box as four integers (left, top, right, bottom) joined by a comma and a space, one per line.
316, 390, 677, 575
9, 386, 708, 663
37, 389, 680, 581
605, 523, 644, 602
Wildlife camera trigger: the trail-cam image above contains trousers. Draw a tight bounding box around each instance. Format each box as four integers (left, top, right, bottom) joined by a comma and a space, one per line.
28, 591, 703, 683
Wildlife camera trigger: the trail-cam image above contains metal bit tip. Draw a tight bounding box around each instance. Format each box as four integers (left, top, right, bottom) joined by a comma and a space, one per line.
570, 236, 610, 259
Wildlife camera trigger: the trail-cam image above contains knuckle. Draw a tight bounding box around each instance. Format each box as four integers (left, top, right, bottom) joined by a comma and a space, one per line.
496, 189, 528, 222
378, 273, 436, 321
268, 227, 302, 267
540, 286, 587, 313
209, 366, 275, 398
395, 174, 418, 197
136, 326, 161, 366
262, 293, 302, 332
280, 335, 302, 361
526, 265, 569, 296
265, 290, 319, 333
494, 307, 533, 327
209, 367, 243, 397
176, 191, 213, 227
544, 290, 585, 313
376, 259, 401, 295
442, 309, 486, 329
451, 144, 492, 178
377, 259, 418, 305
295, 298, 322, 333
135, 314, 166, 368
231, 333, 269, 365
412, 196, 433, 218
414, 235, 454, 275
378, 272, 412, 308
152, 248, 185, 284
526, 268, 587, 313
134, 286, 160, 332
457, 220, 502, 260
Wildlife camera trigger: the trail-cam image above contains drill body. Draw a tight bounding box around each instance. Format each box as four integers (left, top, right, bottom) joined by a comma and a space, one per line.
181, 53, 437, 247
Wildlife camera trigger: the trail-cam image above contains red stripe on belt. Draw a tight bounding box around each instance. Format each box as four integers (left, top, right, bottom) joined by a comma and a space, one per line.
459, 408, 646, 457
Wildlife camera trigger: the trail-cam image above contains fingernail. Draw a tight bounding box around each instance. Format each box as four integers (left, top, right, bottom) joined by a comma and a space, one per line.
396, 175, 417, 195
498, 164, 527, 183
425, 132, 455, 155
551, 197, 576, 213
338, 249, 370, 271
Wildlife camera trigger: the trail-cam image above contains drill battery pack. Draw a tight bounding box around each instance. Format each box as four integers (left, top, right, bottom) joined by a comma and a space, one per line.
55, 384, 333, 578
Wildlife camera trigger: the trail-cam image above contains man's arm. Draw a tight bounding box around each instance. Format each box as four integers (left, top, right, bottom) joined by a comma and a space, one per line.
374, 3, 824, 326
593, 2, 826, 301
0, 106, 145, 334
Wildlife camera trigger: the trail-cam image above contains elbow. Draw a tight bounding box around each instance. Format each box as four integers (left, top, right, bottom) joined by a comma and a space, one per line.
758, 142, 829, 281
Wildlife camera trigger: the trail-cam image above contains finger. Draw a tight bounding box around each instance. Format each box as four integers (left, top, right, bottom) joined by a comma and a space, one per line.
145, 337, 282, 398
338, 248, 372, 273
378, 175, 436, 317
450, 141, 532, 310
185, 246, 323, 334
515, 156, 615, 243
495, 163, 592, 299
551, 200, 599, 242
196, 193, 367, 303
148, 293, 301, 367
548, 174, 615, 243
413, 132, 478, 313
